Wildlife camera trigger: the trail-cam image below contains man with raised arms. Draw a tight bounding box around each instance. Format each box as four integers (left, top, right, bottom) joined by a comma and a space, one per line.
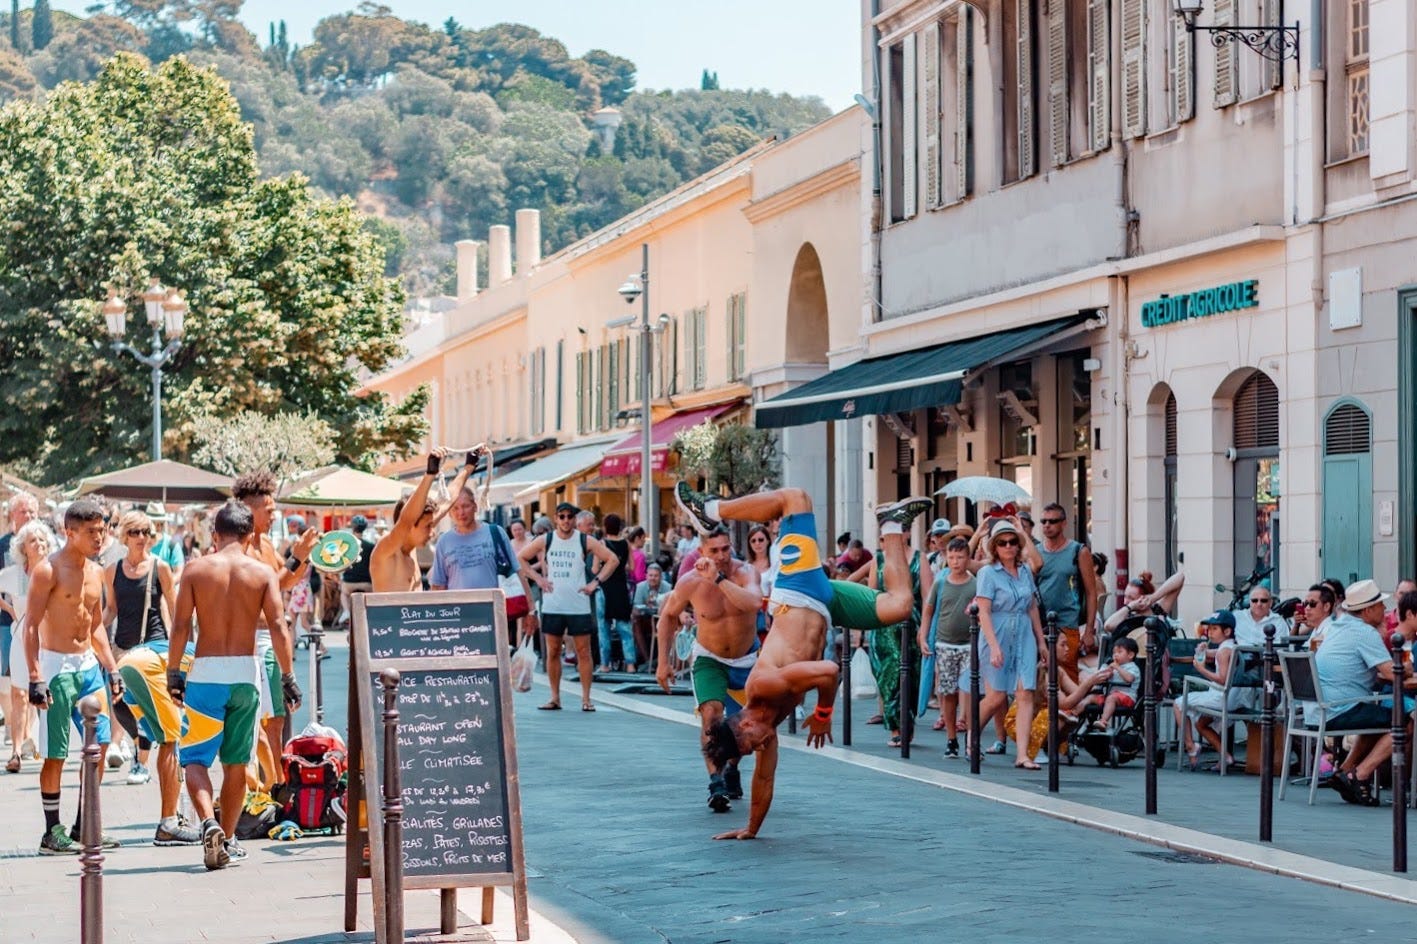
370, 447, 479, 593
25, 499, 125, 854
674, 483, 932, 839
168, 500, 300, 870
655, 525, 762, 813
231, 470, 318, 793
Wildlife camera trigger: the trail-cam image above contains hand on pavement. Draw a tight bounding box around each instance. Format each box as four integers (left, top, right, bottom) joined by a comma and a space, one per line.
803, 715, 833, 749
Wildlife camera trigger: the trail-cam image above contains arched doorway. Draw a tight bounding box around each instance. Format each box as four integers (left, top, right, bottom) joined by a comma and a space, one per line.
786, 243, 829, 362
1229, 371, 1280, 588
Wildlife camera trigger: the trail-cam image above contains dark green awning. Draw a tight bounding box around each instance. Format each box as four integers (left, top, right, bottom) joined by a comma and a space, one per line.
755, 316, 1092, 429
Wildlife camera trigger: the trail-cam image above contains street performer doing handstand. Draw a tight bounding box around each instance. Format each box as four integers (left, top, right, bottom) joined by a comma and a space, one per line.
674, 483, 931, 839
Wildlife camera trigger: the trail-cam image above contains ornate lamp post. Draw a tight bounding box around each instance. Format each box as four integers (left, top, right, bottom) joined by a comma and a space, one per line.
1172, 0, 1300, 65
616, 246, 671, 559
102, 278, 187, 461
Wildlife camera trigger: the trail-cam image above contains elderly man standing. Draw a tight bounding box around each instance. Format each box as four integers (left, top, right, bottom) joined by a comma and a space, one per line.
1319, 580, 1403, 805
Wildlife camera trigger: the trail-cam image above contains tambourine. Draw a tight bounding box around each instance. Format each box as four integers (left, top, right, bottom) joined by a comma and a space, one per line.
311, 529, 362, 573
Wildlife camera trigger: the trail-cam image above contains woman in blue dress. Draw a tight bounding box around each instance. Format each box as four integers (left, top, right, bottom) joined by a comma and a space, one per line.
974, 518, 1046, 769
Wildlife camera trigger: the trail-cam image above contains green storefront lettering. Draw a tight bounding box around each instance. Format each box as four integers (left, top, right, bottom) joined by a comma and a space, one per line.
1140, 279, 1259, 328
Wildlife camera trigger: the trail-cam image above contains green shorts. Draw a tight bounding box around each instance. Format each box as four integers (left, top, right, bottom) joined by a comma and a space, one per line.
262, 647, 286, 719
827, 580, 888, 630
690, 642, 758, 717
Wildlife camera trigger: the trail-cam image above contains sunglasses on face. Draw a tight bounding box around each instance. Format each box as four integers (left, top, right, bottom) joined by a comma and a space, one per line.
1251, 597, 1272, 605
556, 513, 575, 520
127, 528, 153, 538
1040, 518, 1064, 525
995, 538, 1020, 548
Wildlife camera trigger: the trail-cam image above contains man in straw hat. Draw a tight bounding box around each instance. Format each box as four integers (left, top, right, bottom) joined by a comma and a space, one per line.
1319, 579, 1405, 805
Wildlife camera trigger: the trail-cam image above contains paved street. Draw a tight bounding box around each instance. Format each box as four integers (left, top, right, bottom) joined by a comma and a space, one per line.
6, 635, 1417, 943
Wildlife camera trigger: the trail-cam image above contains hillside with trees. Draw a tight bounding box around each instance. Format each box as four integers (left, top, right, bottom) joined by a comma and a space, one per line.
0, 2, 831, 296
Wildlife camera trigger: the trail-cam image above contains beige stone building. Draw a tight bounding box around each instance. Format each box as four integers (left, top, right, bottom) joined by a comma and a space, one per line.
754, 0, 1417, 613
362, 113, 867, 548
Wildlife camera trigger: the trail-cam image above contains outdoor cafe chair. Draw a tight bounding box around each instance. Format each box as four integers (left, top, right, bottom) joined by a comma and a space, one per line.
1277, 648, 1391, 805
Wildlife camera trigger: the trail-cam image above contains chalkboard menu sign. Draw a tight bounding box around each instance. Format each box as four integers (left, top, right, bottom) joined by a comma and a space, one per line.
348, 590, 529, 942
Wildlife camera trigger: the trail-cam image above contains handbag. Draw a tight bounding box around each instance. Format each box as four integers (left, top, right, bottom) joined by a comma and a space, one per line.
499, 572, 529, 619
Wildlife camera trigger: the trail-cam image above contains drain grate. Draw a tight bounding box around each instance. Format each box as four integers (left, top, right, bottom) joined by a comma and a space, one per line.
1130, 849, 1218, 865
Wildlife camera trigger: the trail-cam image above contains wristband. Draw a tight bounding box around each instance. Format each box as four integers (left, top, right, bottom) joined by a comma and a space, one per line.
715, 572, 729, 584
812, 704, 834, 721
286, 556, 302, 573
426, 453, 441, 476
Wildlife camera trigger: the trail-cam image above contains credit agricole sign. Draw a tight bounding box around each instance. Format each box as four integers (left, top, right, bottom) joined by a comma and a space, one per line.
1140, 279, 1259, 328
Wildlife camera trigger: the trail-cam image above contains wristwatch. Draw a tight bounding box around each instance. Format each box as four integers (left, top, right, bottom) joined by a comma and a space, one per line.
715, 572, 729, 584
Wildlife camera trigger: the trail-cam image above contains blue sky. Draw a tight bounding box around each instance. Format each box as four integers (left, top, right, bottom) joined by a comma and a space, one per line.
49, 1, 863, 110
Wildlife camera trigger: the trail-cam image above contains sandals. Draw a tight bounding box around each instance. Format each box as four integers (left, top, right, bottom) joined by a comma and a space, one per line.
1183, 750, 1201, 772
5, 754, 19, 774
866, 714, 884, 726
931, 718, 950, 731
537, 702, 562, 711
581, 704, 596, 712
1333, 771, 1381, 807
984, 740, 1007, 755
1014, 760, 1042, 770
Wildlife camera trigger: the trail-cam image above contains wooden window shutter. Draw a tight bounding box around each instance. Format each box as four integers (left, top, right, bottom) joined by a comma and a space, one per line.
1047, 0, 1069, 166
1233, 373, 1279, 450
669, 316, 679, 395
1121, 0, 1147, 137
1261, 0, 1282, 88
923, 21, 941, 208
1171, 12, 1195, 122
1325, 403, 1372, 456
956, 8, 973, 196
1086, 0, 1110, 151
1017, 0, 1037, 177
1048, 0, 1065, 165
1164, 392, 1177, 457
575, 352, 585, 434
695, 307, 708, 389
1212, 0, 1238, 106
902, 31, 918, 218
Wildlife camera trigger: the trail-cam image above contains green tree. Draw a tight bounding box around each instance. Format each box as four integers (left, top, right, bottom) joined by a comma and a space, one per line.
9, 0, 19, 52
29, 14, 146, 86
190, 409, 336, 483
582, 48, 634, 105
671, 422, 780, 495
700, 68, 718, 91
0, 53, 423, 483
0, 44, 35, 100
31, 0, 52, 50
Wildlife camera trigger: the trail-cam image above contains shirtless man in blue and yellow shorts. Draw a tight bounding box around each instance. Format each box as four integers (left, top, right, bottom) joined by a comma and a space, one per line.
117, 639, 200, 846
168, 500, 301, 870
674, 484, 931, 839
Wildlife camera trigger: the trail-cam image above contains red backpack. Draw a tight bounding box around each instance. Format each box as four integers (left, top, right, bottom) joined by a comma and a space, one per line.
281, 735, 348, 833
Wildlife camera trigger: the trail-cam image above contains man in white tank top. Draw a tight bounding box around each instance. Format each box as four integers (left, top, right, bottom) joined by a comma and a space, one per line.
518, 502, 619, 712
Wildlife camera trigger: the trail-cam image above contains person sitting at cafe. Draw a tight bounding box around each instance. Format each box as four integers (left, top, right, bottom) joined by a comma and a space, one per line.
1294, 583, 1339, 648
1319, 580, 1402, 805
631, 563, 673, 673
1233, 583, 1285, 647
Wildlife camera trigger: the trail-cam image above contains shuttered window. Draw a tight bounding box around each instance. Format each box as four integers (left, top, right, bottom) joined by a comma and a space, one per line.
575, 352, 586, 434
1047, 0, 1069, 166
923, 21, 942, 208
1086, 0, 1111, 151
1121, 0, 1146, 136
902, 32, 918, 219
1324, 403, 1371, 456
1170, 9, 1194, 122
1212, 0, 1238, 106
1165, 392, 1177, 457
554, 340, 563, 431
1017, 0, 1037, 177
608, 339, 620, 424
1233, 372, 1279, 450
957, 8, 974, 195
727, 293, 746, 382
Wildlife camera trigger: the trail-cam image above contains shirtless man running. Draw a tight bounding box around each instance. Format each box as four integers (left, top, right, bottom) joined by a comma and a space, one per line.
168, 500, 300, 870
674, 484, 931, 839
655, 525, 762, 813
232, 470, 318, 792
24, 499, 124, 854
370, 447, 477, 593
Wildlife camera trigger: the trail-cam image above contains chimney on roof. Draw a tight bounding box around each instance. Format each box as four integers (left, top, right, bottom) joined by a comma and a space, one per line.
515, 209, 542, 273
488, 224, 512, 287
454, 239, 481, 300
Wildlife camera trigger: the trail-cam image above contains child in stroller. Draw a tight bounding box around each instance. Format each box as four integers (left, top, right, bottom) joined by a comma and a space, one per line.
1058, 614, 1175, 767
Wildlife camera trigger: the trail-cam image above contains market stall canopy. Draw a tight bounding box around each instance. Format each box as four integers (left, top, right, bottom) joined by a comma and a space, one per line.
483, 438, 619, 507
280, 465, 406, 508
598, 404, 736, 477
74, 460, 232, 503
753, 315, 1097, 429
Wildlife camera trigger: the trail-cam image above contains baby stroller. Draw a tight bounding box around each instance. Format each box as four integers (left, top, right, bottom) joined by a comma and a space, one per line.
1066, 610, 1175, 768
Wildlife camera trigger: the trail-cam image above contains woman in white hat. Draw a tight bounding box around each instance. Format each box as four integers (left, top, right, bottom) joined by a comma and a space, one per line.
973, 518, 1047, 769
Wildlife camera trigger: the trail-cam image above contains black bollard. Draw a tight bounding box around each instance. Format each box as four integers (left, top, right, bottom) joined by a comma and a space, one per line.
899, 620, 912, 760
968, 603, 982, 775
1143, 617, 1161, 815
1046, 611, 1060, 793
1259, 622, 1277, 841
380, 669, 405, 944
1390, 634, 1408, 873
840, 632, 852, 747
312, 625, 326, 725
79, 695, 104, 944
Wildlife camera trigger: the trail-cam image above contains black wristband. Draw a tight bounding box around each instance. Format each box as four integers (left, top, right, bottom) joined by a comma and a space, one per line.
426, 453, 441, 476
286, 556, 302, 573
715, 572, 729, 584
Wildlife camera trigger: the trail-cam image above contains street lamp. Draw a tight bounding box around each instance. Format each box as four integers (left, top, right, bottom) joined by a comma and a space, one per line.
1172, 0, 1299, 65
616, 245, 672, 559
103, 277, 187, 461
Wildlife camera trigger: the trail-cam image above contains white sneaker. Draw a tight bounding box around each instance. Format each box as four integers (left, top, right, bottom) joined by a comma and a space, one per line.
21, 738, 37, 760
1035, 751, 1050, 765
127, 763, 151, 785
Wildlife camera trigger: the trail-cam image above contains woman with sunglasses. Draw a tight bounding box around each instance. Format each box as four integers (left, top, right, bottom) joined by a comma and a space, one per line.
102, 509, 177, 784
973, 519, 1047, 769
745, 526, 773, 639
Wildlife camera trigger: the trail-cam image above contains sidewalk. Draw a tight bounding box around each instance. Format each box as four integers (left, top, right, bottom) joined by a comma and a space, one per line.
592, 675, 1417, 900
0, 638, 577, 944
